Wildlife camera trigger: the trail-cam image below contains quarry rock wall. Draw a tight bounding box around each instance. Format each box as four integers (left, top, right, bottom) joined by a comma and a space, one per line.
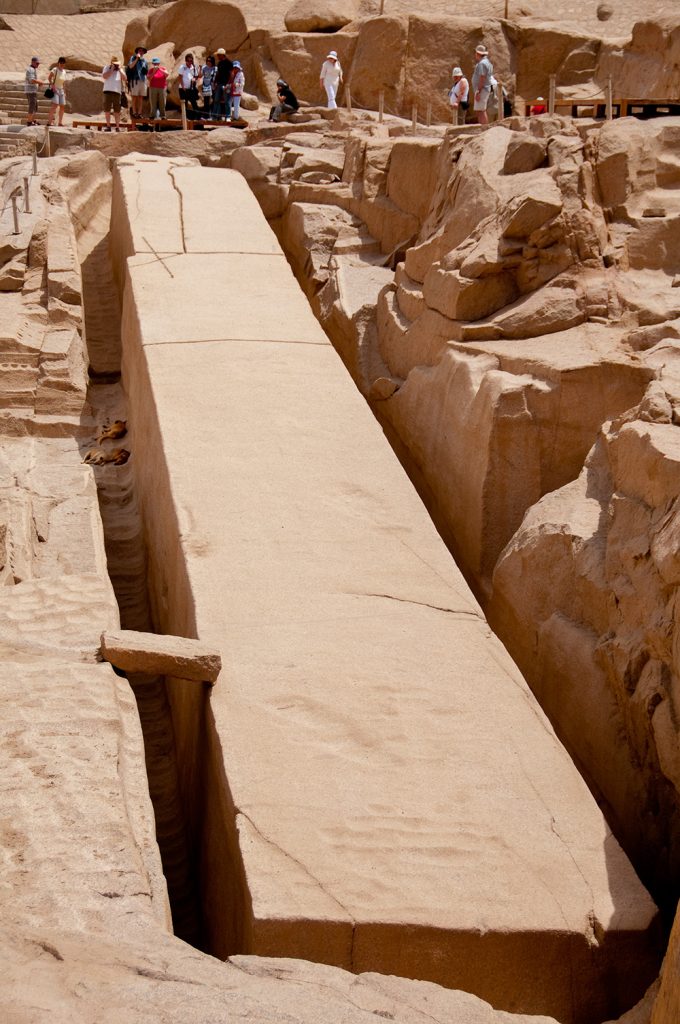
0, 144, 603, 1024
110, 152, 663, 1024
234, 107, 680, 918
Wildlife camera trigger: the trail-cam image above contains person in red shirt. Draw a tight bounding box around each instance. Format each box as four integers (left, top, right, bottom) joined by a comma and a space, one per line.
148, 56, 168, 119
530, 96, 547, 115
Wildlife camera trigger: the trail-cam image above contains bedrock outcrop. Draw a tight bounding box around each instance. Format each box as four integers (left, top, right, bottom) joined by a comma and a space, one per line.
236, 82, 680, 935
110, 152, 661, 1024
1, 146, 588, 1024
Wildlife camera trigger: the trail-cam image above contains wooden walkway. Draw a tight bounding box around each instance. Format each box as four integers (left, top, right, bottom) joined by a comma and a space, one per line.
71, 118, 246, 132
525, 97, 680, 118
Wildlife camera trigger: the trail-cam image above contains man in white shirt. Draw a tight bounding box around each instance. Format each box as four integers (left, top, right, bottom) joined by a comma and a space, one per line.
319, 50, 343, 110
24, 56, 43, 126
448, 66, 469, 125
102, 57, 124, 131
177, 52, 200, 112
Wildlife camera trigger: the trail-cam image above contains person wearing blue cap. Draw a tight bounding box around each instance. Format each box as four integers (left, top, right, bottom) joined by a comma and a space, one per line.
229, 60, 245, 122
147, 56, 169, 119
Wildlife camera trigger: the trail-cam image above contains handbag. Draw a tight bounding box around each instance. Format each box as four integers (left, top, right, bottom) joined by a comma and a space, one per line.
120, 91, 128, 108
44, 87, 54, 99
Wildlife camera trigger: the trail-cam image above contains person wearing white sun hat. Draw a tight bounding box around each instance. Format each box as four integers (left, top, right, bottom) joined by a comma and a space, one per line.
319, 49, 343, 110
472, 43, 494, 124
448, 66, 469, 125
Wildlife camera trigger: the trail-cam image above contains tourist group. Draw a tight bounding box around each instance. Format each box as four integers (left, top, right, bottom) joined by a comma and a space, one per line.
24, 49, 301, 130
25, 40, 514, 130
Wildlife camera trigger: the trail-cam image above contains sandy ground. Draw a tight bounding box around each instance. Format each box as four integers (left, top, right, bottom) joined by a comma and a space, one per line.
0, 0, 675, 74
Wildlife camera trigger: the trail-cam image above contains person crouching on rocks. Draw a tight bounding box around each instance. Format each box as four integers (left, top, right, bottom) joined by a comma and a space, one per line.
127, 46, 148, 120
269, 78, 299, 122
47, 56, 67, 127
448, 66, 469, 125
148, 56, 168, 119
320, 50, 342, 110
229, 61, 244, 121
102, 56, 125, 131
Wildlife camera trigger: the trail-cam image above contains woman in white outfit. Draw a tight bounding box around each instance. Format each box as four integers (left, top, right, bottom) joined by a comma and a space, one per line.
319, 50, 342, 110
448, 66, 469, 125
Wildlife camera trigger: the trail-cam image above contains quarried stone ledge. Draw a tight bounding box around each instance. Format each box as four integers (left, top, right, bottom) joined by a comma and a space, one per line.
112, 155, 662, 1024
100, 629, 221, 683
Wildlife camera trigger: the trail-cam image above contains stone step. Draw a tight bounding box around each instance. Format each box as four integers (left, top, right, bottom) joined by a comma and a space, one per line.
1, 101, 53, 112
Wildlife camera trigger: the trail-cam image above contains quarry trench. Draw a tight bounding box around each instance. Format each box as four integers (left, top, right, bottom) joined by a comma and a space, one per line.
52, 144, 671, 1021
75, 173, 203, 949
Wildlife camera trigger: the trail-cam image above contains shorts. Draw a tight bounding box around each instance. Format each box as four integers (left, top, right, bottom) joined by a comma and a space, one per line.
130, 79, 147, 97
27, 93, 38, 114
103, 91, 121, 113
52, 88, 65, 106
473, 87, 491, 112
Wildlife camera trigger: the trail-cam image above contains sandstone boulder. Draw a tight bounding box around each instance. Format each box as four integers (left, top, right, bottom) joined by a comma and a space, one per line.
402, 15, 512, 125
597, 19, 680, 101
284, 0, 360, 33
515, 21, 602, 102
268, 30, 358, 105
347, 16, 407, 115
101, 629, 222, 682
125, 0, 248, 61
503, 134, 547, 174
62, 53, 103, 74
54, 71, 104, 116
122, 12, 150, 59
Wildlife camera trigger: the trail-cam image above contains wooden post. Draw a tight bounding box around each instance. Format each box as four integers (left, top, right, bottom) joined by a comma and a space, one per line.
32, 139, 38, 175
411, 103, 417, 135
11, 194, 19, 234
45, 126, 50, 157
346, 85, 352, 113
181, 99, 188, 130
380, 0, 385, 12
23, 177, 30, 214
548, 75, 556, 115
606, 77, 613, 120
426, 101, 432, 126
378, 90, 384, 123
504, 0, 509, 16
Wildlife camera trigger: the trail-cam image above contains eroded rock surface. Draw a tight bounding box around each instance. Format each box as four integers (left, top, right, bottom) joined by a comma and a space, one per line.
1, 147, 581, 1024
110, 152, 661, 1024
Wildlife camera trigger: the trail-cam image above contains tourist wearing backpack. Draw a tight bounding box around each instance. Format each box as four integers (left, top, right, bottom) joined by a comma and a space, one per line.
127, 46, 148, 119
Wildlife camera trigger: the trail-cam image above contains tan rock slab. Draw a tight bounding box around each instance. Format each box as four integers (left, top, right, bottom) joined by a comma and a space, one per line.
113, 159, 282, 260
115, 155, 661, 1024
124, 252, 328, 346
101, 628, 221, 682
